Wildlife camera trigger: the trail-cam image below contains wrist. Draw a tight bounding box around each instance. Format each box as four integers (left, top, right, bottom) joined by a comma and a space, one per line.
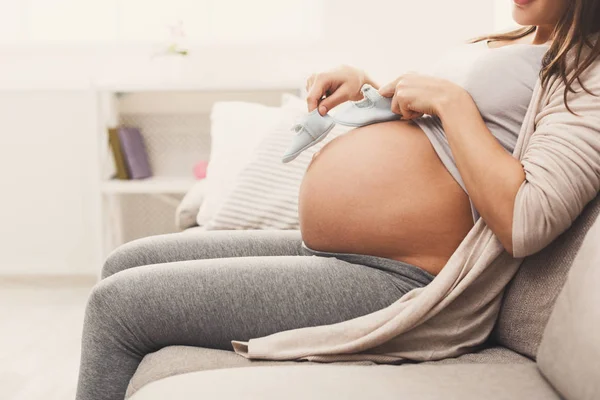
436, 86, 472, 119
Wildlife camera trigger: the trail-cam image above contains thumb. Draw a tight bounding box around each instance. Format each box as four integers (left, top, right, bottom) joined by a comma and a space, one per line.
378, 81, 397, 98
316, 89, 348, 116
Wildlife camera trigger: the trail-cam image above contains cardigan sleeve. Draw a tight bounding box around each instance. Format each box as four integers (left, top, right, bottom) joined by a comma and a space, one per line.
512, 63, 600, 258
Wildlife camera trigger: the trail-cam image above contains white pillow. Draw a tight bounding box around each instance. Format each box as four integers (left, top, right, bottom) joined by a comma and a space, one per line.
175, 180, 208, 230
204, 95, 353, 230
196, 101, 284, 226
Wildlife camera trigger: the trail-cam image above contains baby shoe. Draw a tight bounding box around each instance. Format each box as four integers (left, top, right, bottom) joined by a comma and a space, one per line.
331, 84, 401, 127
281, 109, 336, 164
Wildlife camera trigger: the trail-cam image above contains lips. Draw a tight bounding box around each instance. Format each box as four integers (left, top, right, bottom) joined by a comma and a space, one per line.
514, 0, 533, 5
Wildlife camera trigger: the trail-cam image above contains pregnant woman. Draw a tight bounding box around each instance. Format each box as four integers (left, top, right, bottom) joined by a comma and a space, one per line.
76, 1, 600, 399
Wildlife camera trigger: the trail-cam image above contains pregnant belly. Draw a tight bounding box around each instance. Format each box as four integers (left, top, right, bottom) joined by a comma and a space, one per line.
298, 120, 475, 276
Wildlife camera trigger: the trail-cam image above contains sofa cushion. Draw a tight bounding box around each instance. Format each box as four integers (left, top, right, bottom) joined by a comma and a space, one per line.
492, 195, 600, 359
419, 346, 533, 365
129, 363, 559, 400
125, 345, 532, 398
537, 209, 600, 400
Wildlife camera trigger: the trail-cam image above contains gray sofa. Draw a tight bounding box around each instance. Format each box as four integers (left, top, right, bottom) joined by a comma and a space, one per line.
126, 195, 600, 400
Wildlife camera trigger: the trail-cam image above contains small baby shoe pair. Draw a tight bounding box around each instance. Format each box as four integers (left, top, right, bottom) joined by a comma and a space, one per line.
282, 84, 401, 163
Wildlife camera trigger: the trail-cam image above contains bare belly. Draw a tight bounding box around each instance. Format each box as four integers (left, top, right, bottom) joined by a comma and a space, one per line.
298, 120, 475, 276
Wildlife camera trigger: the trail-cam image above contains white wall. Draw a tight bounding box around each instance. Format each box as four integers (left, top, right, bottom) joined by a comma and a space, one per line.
318, 0, 495, 84
494, 0, 519, 31
0, 91, 100, 275
0, 0, 498, 90
0, 0, 500, 275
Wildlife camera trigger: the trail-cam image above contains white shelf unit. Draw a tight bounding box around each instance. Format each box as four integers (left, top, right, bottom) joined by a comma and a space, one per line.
100, 177, 197, 194
95, 86, 298, 264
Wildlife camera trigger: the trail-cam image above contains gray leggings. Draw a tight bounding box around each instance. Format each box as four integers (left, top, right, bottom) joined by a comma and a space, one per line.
76, 229, 434, 400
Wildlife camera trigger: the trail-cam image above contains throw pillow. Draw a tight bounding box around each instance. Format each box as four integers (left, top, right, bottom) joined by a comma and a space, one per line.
175, 180, 208, 230
196, 101, 284, 226
204, 95, 352, 230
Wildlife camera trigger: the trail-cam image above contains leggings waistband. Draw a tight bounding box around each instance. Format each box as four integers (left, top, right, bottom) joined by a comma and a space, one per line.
300, 241, 436, 287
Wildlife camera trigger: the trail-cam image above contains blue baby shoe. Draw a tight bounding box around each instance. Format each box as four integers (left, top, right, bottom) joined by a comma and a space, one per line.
281, 109, 336, 164
331, 84, 401, 127
281, 84, 400, 163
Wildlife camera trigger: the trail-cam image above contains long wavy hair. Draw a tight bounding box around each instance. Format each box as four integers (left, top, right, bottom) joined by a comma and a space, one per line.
468, 0, 600, 114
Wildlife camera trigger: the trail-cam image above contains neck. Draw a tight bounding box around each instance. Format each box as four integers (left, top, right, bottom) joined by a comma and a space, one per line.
532, 25, 555, 45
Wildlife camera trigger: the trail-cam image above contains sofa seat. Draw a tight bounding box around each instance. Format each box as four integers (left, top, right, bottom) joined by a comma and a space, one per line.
128, 360, 558, 400
126, 345, 535, 398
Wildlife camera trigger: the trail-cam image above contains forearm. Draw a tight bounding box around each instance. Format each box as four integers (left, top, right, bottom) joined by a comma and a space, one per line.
437, 93, 526, 255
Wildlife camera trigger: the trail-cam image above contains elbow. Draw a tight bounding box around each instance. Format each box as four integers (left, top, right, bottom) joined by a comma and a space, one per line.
498, 232, 516, 258
498, 221, 538, 258
493, 206, 518, 257
504, 242, 515, 258
491, 200, 518, 257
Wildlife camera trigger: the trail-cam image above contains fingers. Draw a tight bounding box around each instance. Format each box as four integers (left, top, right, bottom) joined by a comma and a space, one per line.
381, 76, 414, 118
317, 87, 348, 116
306, 73, 349, 116
408, 111, 424, 119
390, 91, 402, 115
378, 80, 397, 98
391, 86, 423, 120
306, 75, 332, 113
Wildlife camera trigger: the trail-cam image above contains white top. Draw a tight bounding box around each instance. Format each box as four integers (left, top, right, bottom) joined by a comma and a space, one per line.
413, 39, 550, 222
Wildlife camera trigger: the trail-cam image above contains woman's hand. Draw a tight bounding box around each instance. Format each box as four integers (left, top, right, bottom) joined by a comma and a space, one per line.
378, 73, 469, 120
306, 65, 377, 116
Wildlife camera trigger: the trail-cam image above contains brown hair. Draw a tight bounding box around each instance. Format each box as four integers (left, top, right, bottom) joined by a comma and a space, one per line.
468, 1, 600, 114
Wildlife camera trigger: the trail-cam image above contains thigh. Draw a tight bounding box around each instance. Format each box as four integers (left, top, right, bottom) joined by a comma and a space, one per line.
91, 254, 413, 352
102, 229, 303, 278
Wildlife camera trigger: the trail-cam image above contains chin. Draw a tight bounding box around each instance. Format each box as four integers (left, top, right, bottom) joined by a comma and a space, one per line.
512, 7, 539, 26
511, 0, 563, 26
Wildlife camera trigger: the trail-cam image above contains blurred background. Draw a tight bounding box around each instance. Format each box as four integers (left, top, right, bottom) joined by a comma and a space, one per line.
0, 0, 516, 398
0, 0, 515, 277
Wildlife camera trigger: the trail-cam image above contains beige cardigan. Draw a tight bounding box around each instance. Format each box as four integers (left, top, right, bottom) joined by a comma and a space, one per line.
231, 42, 600, 364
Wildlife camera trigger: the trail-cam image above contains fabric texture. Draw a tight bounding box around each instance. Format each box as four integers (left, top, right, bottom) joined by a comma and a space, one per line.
537, 208, 600, 400
414, 40, 549, 223
126, 345, 533, 398
196, 101, 284, 226
492, 195, 600, 359
128, 364, 559, 400
204, 96, 351, 230
77, 229, 432, 400
229, 38, 600, 363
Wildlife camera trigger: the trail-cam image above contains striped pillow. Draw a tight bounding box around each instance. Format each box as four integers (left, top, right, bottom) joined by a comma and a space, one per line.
204, 99, 352, 230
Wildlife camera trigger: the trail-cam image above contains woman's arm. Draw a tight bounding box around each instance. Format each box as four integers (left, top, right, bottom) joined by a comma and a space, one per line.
437, 91, 525, 256
380, 70, 600, 258
442, 62, 600, 258
379, 74, 525, 254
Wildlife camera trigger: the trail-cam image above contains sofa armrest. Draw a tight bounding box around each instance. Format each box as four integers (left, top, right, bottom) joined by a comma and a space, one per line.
175, 180, 208, 231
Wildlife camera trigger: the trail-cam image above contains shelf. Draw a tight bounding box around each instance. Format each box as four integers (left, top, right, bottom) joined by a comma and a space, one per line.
101, 177, 202, 194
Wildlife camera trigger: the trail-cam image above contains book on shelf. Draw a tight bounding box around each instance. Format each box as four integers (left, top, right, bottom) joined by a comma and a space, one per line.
107, 126, 153, 180
108, 128, 129, 180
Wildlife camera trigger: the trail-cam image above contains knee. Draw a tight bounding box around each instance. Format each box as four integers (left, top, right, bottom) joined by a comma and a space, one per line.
85, 276, 123, 326
83, 273, 144, 349
101, 246, 128, 280
87, 270, 143, 322
101, 239, 151, 279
